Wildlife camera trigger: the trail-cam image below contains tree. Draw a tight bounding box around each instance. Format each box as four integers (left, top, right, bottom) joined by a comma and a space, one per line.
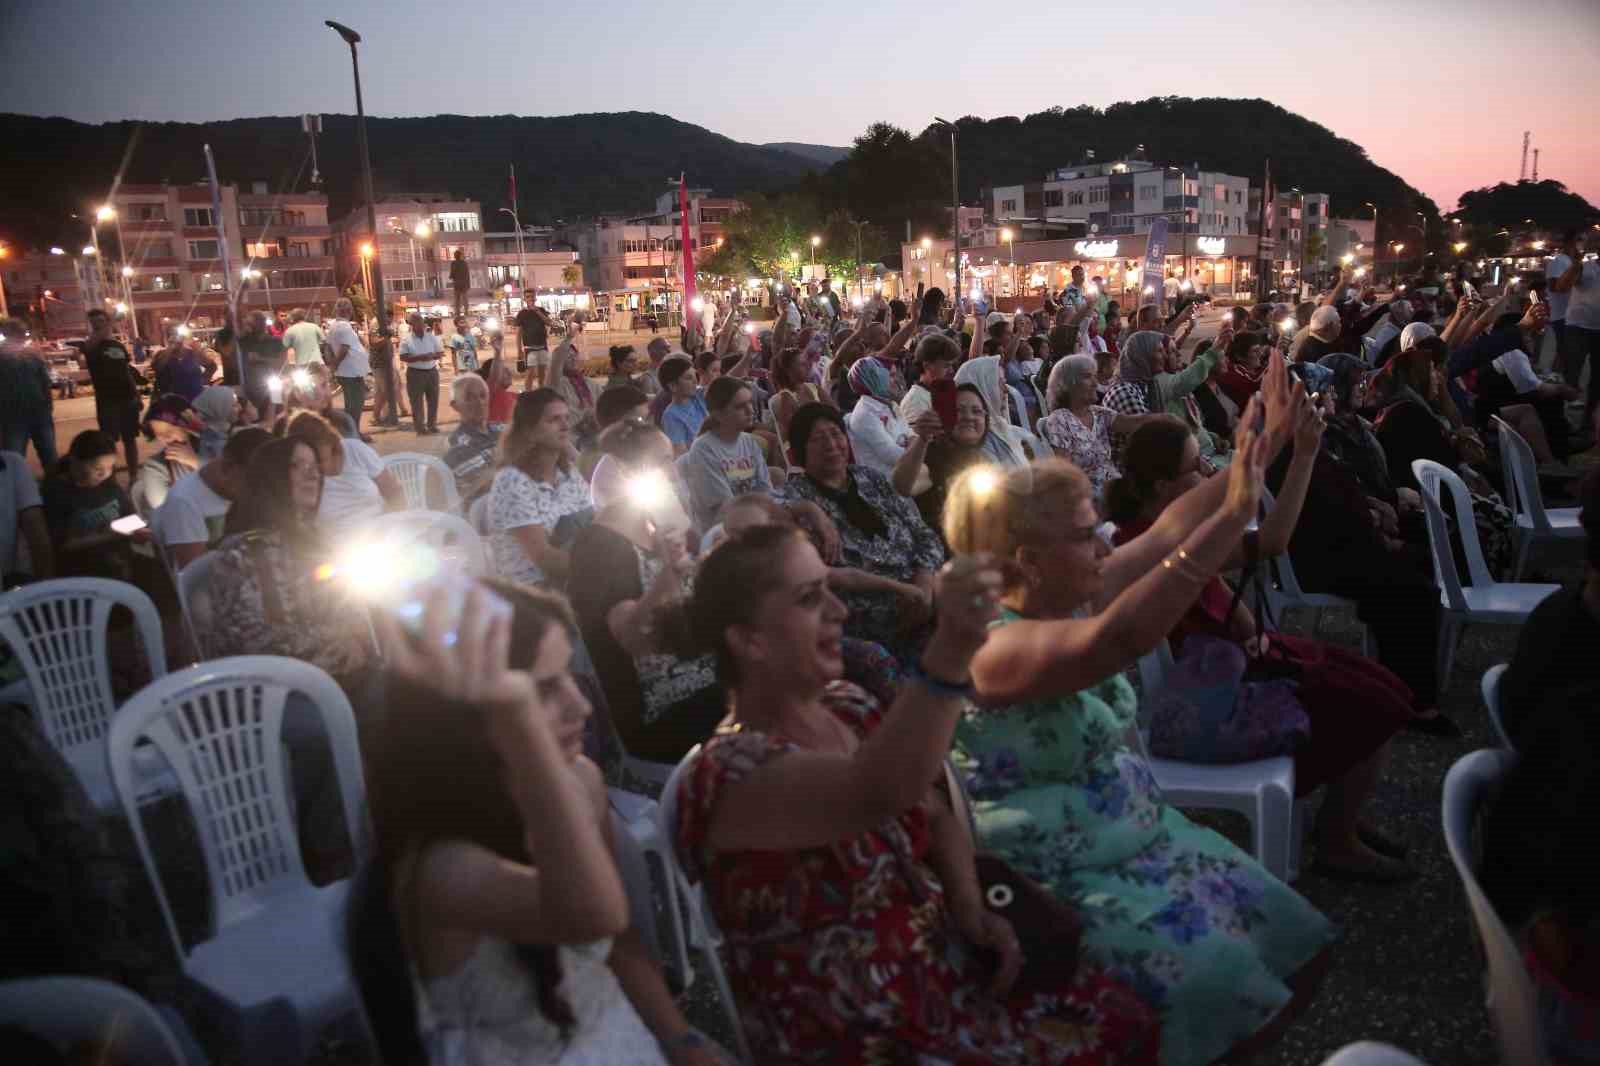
1451, 180, 1599, 233
343, 283, 373, 326
561, 264, 581, 287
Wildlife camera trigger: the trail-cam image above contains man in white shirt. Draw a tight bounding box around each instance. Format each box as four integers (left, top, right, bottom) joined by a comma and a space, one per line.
398, 313, 444, 435
1551, 228, 1600, 435
326, 298, 372, 436
150, 427, 271, 570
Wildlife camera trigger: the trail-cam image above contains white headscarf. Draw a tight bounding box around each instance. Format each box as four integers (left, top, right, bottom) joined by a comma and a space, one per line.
954, 356, 1027, 466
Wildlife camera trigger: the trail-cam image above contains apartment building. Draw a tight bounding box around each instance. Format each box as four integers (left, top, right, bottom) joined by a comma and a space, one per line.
570, 188, 743, 295
334, 193, 491, 314
5, 249, 93, 338
105, 181, 340, 339
989, 157, 1253, 242
481, 232, 585, 313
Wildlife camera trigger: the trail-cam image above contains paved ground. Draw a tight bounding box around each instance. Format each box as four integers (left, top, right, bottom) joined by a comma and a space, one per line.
53, 311, 1513, 1064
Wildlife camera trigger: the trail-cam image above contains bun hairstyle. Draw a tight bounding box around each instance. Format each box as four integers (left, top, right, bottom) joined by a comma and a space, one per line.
1102, 416, 1192, 527
941, 459, 1086, 578
686, 524, 809, 683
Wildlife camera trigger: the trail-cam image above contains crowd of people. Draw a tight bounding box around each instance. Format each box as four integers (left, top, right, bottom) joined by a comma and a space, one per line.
1, 225, 1599, 1066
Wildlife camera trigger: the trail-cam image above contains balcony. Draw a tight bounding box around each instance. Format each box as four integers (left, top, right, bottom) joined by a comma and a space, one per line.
244, 224, 333, 239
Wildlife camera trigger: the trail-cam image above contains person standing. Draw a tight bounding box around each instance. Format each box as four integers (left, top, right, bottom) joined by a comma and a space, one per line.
398, 313, 443, 435
0, 320, 58, 467
282, 307, 325, 367
1552, 229, 1600, 440
239, 310, 287, 426
515, 301, 553, 383
449, 249, 471, 320
82, 308, 143, 473
448, 315, 479, 373
326, 298, 372, 438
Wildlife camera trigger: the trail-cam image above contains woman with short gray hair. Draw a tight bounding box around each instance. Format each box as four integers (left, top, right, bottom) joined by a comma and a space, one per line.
1037, 353, 1157, 499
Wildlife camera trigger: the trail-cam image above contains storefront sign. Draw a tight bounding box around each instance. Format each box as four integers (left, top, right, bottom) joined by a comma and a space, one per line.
1072, 239, 1120, 259
1195, 236, 1226, 256
1140, 218, 1169, 305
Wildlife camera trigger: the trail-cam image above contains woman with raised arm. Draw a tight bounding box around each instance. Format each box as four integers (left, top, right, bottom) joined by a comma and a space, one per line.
670, 524, 1158, 1064
945, 381, 1335, 1066
352, 582, 734, 1066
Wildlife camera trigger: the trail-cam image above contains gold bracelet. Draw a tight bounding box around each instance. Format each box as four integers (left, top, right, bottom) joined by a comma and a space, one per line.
1161, 547, 1210, 583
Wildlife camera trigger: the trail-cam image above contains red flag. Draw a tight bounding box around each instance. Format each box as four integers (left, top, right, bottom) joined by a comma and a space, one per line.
679, 174, 697, 307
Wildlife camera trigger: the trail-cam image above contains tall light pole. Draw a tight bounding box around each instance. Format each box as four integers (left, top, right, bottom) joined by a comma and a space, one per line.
1001, 227, 1014, 297
326, 20, 387, 338
934, 118, 961, 304
498, 206, 529, 313
810, 234, 820, 273
98, 204, 139, 340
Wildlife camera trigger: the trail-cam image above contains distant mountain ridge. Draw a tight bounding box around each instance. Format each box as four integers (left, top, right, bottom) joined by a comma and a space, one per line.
761, 142, 850, 166
0, 110, 832, 249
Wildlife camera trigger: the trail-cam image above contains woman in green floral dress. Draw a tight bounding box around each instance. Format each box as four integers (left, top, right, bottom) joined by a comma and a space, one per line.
944, 375, 1337, 1066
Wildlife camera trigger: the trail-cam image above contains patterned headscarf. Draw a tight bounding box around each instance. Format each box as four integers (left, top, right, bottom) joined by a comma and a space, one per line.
847, 357, 894, 403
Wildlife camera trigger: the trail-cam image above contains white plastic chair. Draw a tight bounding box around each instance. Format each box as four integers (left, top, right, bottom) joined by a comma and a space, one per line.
108, 655, 371, 1063
1442, 749, 1548, 1066
0, 976, 190, 1066
1135, 641, 1305, 882
0, 578, 168, 811
608, 790, 690, 991
1491, 415, 1585, 579
1259, 487, 1374, 657
467, 493, 491, 536
1412, 460, 1559, 683
381, 451, 461, 514
658, 747, 753, 1063
1319, 1041, 1430, 1066
357, 509, 488, 576
1480, 663, 1515, 751
175, 550, 221, 660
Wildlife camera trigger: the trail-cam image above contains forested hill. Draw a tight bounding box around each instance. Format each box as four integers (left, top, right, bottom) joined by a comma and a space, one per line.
810, 98, 1440, 245
1, 98, 1436, 252
0, 111, 827, 248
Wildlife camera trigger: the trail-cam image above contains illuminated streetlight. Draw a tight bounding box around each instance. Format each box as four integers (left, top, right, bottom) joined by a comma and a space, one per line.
413, 222, 432, 240
82, 245, 96, 256
121, 265, 133, 277
96, 205, 116, 222
50, 247, 65, 255
360, 242, 374, 258
920, 237, 931, 250
114, 302, 127, 314
1453, 241, 1468, 253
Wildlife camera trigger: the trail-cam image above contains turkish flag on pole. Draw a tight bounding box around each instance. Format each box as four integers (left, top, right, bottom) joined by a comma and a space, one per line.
679, 173, 697, 307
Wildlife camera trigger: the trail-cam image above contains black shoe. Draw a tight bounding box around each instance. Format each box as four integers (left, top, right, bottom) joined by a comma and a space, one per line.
1405, 712, 1462, 738
1358, 826, 1409, 860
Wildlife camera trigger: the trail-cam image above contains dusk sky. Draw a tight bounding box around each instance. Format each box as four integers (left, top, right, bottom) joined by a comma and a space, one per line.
5, 0, 1597, 212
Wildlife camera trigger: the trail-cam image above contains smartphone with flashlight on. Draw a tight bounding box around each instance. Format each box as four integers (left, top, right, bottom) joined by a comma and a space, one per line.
110, 514, 147, 535
390, 570, 512, 649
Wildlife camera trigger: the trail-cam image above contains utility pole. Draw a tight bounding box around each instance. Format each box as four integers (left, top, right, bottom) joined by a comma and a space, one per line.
935, 118, 961, 303
326, 21, 388, 338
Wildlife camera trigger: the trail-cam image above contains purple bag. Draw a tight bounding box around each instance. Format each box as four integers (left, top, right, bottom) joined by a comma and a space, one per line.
1145, 635, 1310, 764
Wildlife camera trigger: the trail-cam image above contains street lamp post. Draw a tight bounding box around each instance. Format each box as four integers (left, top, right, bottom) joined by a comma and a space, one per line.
1001, 227, 1015, 298
810, 234, 820, 273
934, 118, 961, 304
326, 20, 387, 338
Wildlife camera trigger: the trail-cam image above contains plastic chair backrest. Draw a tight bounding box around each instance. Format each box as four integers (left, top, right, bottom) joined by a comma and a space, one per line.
0, 976, 188, 1066
1134, 640, 1175, 727
0, 578, 167, 763
108, 656, 368, 957
467, 494, 490, 536
1441, 749, 1547, 1066
609, 806, 669, 969
659, 744, 703, 884
1480, 663, 1514, 751
358, 509, 487, 576
1319, 1041, 1429, 1066
1258, 486, 1308, 599
1492, 416, 1552, 532
381, 451, 460, 513
1413, 459, 1491, 610
177, 551, 221, 656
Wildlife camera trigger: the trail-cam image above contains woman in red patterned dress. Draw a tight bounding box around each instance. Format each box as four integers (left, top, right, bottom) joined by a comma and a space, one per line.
670, 524, 1158, 1064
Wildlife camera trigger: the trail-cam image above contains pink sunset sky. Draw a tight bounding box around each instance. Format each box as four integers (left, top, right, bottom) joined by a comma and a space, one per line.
9, 0, 1598, 212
